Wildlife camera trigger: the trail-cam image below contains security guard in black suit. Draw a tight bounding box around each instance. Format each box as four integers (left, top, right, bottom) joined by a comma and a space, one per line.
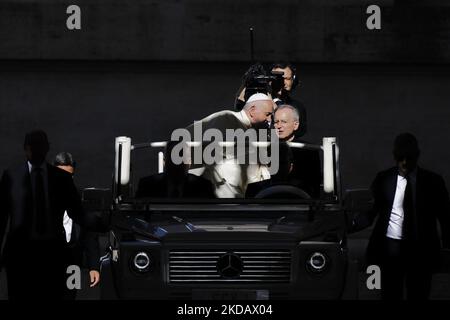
54, 152, 100, 300
0, 130, 86, 300
353, 133, 450, 300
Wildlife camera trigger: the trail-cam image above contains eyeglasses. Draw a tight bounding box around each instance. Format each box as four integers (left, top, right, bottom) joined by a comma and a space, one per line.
274, 120, 296, 125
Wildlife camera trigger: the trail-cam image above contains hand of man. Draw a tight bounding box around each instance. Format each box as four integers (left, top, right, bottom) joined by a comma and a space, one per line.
89, 270, 100, 287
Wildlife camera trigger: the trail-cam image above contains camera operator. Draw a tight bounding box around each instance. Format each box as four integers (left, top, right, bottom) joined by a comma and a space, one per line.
271, 62, 307, 137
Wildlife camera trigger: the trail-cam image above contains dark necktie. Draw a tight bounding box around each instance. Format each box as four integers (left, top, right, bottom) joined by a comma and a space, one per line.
402, 175, 414, 240
33, 167, 47, 235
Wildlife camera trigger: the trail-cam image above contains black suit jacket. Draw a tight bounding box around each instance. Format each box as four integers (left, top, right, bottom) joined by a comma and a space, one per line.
289, 138, 321, 198
0, 163, 84, 267
355, 167, 450, 268
135, 173, 215, 198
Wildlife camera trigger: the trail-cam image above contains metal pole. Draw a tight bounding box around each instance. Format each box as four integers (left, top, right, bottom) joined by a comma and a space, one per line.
250, 27, 254, 62
117, 143, 122, 198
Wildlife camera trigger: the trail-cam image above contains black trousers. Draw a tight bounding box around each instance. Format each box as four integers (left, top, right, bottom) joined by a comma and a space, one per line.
380, 237, 432, 300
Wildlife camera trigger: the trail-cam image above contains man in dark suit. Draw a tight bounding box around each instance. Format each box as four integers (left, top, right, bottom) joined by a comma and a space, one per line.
353, 133, 450, 300
273, 104, 321, 198
136, 141, 215, 199
54, 152, 100, 300
0, 130, 85, 300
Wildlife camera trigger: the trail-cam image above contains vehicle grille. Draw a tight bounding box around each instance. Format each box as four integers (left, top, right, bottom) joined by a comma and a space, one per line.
168, 250, 291, 283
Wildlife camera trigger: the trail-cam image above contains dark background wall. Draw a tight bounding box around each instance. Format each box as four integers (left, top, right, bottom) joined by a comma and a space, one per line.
2, 61, 450, 191
2, 0, 450, 63
1, 0, 450, 192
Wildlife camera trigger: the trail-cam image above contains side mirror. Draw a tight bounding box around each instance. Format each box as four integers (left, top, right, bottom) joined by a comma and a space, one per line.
343, 188, 373, 233
82, 188, 112, 232
439, 249, 450, 273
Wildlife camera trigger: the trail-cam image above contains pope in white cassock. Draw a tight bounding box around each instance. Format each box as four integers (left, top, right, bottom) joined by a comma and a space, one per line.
184, 93, 276, 198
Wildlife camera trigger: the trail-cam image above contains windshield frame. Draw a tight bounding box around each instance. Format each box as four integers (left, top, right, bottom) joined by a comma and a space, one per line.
113, 137, 342, 205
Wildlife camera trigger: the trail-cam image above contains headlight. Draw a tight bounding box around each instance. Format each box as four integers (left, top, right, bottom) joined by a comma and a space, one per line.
307, 252, 327, 273
132, 252, 151, 273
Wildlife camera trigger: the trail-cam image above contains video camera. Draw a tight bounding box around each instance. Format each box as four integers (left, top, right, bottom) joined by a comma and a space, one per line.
242, 64, 285, 101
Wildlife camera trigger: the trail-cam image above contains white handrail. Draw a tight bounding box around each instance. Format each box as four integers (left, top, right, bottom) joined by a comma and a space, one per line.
114, 137, 338, 195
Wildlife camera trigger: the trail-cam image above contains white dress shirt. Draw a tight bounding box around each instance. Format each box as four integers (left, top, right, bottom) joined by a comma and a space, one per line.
386, 175, 407, 240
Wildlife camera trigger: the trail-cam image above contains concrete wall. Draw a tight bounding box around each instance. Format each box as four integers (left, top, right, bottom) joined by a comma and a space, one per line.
1, 1, 450, 191
1, 0, 450, 62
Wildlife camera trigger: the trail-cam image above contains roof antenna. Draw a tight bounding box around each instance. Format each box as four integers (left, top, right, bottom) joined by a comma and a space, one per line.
249, 27, 255, 62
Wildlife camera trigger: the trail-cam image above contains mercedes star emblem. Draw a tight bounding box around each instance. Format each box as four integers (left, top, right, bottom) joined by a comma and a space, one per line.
217, 253, 244, 278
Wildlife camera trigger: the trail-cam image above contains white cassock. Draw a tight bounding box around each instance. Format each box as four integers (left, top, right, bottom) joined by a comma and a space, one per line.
187, 109, 270, 198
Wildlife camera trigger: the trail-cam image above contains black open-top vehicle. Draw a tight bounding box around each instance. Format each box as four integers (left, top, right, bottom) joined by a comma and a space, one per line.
99, 137, 359, 299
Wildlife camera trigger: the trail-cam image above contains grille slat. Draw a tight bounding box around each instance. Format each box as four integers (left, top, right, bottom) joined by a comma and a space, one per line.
170, 251, 227, 254
170, 265, 289, 268
168, 261, 218, 264
169, 279, 286, 282
240, 256, 290, 259
169, 250, 291, 283
170, 270, 218, 273
171, 275, 222, 278
170, 256, 221, 259
242, 261, 290, 264
241, 270, 290, 273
